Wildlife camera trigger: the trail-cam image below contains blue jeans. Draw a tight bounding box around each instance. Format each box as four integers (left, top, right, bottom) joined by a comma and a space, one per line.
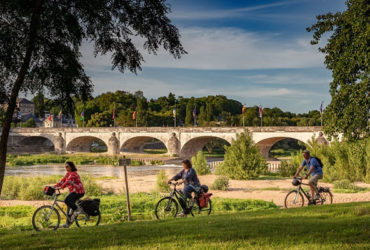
183, 185, 197, 199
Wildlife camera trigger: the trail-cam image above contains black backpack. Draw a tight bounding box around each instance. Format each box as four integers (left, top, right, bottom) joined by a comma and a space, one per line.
79, 198, 100, 216
312, 157, 324, 168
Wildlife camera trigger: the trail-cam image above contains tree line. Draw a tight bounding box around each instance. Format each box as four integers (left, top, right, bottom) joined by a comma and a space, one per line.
26, 90, 322, 127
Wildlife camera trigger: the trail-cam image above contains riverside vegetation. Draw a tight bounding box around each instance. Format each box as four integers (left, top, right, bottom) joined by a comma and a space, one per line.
5, 154, 164, 167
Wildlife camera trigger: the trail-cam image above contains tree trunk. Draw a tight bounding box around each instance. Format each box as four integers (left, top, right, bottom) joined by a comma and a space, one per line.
0, 0, 43, 195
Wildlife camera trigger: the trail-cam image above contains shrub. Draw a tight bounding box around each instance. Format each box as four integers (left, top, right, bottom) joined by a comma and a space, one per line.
216, 131, 267, 180
289, 137, 370, 183
278, 160, 297, 177
155, 170, 170, 193
333, 179, 361, 191
211, 176, 229, 191
191, 151, 210, 175
1, 175, 102, 200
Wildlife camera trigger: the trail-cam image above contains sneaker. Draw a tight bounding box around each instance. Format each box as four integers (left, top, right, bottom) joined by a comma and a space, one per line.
177, 211, 186, 217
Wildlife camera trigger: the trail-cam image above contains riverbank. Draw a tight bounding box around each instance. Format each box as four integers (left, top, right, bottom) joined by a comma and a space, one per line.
5, 153, 173, 167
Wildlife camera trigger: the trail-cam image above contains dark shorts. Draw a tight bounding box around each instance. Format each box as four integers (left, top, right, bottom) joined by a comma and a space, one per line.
309, 174, 323, 186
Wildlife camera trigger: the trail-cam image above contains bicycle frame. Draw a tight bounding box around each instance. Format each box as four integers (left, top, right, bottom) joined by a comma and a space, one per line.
168, 183, 187, 209
48, 193, 69, 219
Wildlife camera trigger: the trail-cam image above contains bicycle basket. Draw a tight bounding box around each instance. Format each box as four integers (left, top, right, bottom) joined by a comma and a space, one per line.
43, 186, 55, 196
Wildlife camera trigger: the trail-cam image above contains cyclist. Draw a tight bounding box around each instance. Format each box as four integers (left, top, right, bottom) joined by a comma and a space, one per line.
293, 150, 323, 204
54, 161, 85, 227
168, 159, 200, 215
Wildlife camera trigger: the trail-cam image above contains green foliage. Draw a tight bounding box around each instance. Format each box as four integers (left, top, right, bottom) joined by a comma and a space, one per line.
6, 154, 121, 166
333, 179, 362, 192
307, 0, 369, 140
211, 176, 229, 191
155, 170, 170, 193
291, 137, 370, 183
21, 118, 36, 128
191, 151, 210, 175
278, 160, 297, 177
217, 132, 267, 180
87, 111, 112, 127
1, 175, 102, 200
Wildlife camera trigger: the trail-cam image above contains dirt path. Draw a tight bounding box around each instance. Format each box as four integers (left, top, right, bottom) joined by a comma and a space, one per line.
1, 174, 369, 207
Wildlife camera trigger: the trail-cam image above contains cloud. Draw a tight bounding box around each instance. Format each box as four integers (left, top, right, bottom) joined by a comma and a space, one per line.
241, 73, 331, 85
170, 1, 297, 20
81, 27, 324, 71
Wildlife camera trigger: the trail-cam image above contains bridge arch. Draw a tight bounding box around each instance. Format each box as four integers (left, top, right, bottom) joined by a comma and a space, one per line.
19, 136, 55, 153
66, 136, 108, 153
180, 136, 231, 159
120, 136, 168, 154
255, 137, 307, 159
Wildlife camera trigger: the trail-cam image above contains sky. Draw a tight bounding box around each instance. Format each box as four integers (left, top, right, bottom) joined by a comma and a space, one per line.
81, 0, 346, 113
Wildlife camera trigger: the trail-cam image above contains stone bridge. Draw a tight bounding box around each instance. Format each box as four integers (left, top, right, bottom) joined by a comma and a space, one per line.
4, 127, 325, 159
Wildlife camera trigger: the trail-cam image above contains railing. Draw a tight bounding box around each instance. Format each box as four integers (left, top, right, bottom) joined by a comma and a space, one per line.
208, 160, 281, 173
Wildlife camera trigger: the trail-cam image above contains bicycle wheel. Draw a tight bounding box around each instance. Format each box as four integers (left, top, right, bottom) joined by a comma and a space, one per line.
75, 212, 101, 227
284, 190, 304, 208
191, 199, 212, 216
32, 205, 60, 231
155, 197, 178, 220
318, 191, 333, 205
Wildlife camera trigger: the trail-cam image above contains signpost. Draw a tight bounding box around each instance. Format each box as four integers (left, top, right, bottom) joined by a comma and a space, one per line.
119, 156, 132, 221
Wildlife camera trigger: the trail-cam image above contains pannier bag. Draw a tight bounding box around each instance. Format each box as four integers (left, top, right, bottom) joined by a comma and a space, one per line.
198, 193, 212, 208
79, 198, 100, 216
43, 186, 55, 196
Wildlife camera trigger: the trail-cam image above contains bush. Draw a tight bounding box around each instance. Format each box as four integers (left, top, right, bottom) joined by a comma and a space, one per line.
279, 160, 297, 177
287, 137, 370, 183
155, 170, 170, 193
191, 151, 210, 175
216, 131, 267, 180
333, 179, 361, 191
1, 175, 102, 200
211, 176, 229, 191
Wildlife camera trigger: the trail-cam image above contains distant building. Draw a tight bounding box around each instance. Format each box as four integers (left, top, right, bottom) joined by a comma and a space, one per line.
0, 98, 35, 118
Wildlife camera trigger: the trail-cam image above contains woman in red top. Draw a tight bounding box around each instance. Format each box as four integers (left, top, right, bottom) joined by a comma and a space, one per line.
54, 161, 85, 227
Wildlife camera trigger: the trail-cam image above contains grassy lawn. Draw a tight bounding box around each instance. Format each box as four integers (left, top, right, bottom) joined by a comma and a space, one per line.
0, 202, 369, 249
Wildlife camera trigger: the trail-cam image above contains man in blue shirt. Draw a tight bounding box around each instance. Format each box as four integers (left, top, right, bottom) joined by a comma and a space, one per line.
294, 150, 323, 203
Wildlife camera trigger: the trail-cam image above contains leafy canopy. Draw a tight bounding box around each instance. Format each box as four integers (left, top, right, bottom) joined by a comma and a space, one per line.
307, 0, 369, 140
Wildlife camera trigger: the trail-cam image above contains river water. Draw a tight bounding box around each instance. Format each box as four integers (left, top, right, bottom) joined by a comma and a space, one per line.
5, 164, 183, 178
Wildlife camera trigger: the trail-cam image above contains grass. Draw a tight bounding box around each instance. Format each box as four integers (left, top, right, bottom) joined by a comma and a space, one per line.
270, 148, 300, 158
0, 202, 369, 249
0, 194, 277, 232
6, 153, 169, 167
143, 149, 168, 154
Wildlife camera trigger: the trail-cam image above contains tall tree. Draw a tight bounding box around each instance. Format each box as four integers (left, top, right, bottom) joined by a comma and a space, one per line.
206, 102, 213, 122
31, 91, 45, 117
307, 0, 369, 140
185, 98, 194, 126
0, 0, 186, 194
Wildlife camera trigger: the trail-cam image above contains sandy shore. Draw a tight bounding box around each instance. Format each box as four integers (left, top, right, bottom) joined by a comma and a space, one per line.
1, 173, 369, 207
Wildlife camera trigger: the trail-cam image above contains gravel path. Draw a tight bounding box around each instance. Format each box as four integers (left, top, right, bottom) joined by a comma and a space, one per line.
1, 174, 369, 207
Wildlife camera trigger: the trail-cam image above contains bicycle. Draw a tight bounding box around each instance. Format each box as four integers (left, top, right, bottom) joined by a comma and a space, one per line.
32, 189, 101, 231
284, 177, 333, 208
155, 182, 212, 220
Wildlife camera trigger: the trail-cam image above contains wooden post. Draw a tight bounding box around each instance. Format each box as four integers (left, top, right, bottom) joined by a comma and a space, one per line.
120, 156, 132, 221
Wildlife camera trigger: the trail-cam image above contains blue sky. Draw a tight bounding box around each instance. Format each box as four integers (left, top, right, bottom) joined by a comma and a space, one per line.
81, 0, 346, 113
